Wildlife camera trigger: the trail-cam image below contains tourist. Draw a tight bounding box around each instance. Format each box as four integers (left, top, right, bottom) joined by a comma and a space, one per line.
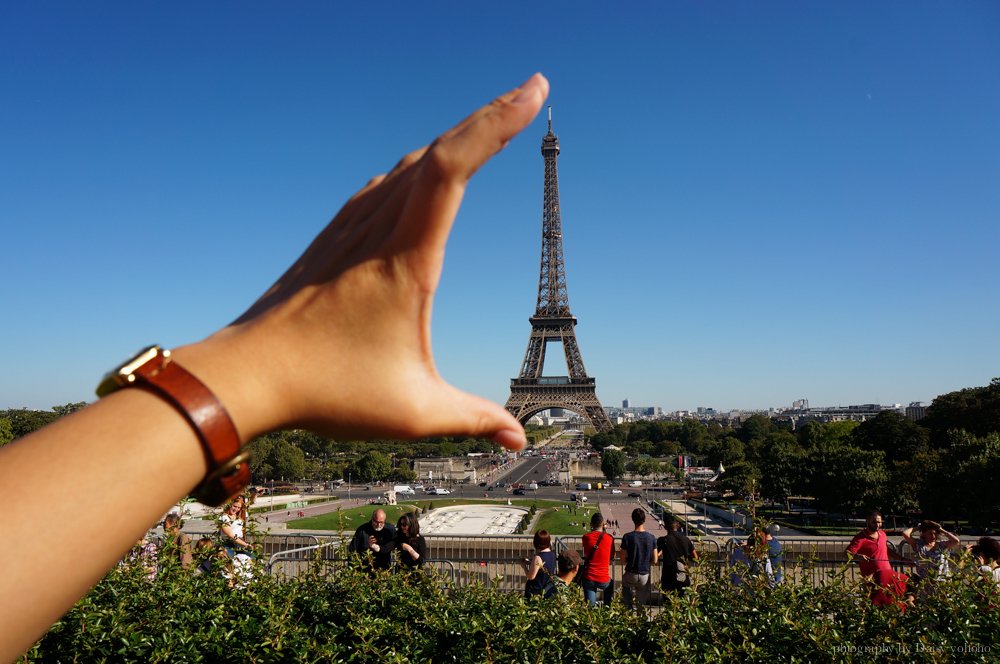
846, 511, 911, 609
968, 537, 1000, 588
900, 520, 961, 586
523, 530, 557, 599
162, 512, 193, 568
395, 512, 426, 572
581, 512, 615, 607
658, 515, 698, 597
765, 524, 783, 585
0, 74, 547, 659
219, 495, 252, 556
729, 531, 773, 588
123, 533, 159, 581
619, 508, 657, 611
550, 549, 585, 596
350, 509, 396, 573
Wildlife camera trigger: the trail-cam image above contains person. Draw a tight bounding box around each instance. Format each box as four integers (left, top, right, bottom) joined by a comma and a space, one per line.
658, 515, 698, 597
395, 512, 426, 572
728, 531, 773, 588
846, 511, 911, 609
619, 508, 657, 611
350, 509, 396, 573
0, 73, 547, 660
900, 520, 961, 585
765, 524, 783, 585
968, 537, 1000, 588
581, 512, 615, 607
550, 549, 584, 596
219, 495, 252, 556
193, 537, 220, 575
523, 530, 557, 599
123, 533, 159, 581
162, 512, 194, 568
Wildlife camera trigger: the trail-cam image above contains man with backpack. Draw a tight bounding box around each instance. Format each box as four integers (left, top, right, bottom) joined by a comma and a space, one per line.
657, 514, 698, 597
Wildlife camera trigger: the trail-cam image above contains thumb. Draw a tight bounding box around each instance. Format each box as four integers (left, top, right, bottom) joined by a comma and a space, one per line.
426, 383, 527, 451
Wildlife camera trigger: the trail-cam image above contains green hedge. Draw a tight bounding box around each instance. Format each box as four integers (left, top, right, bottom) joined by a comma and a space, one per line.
28, 557, 999, 662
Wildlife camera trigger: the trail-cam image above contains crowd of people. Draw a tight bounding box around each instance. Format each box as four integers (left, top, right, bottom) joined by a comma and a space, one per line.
846, 510, 1000, 610
115, 496, 1000, 619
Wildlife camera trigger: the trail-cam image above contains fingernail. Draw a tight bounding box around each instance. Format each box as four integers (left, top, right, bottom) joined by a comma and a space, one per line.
494, 428, 527, 451
511, 73, 543, 104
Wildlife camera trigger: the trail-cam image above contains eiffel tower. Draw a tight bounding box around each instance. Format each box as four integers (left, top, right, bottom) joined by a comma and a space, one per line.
505, 108, 613, 433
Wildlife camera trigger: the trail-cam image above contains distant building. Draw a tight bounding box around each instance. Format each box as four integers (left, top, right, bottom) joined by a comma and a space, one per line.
904, 402, 927, 421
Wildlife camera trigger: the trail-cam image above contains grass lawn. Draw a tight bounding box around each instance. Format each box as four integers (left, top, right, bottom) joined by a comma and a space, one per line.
287, 498, 610, 534
532, 503, 601, 535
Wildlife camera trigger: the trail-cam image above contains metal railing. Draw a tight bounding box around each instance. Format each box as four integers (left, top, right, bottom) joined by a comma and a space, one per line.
252, 533, 927, 599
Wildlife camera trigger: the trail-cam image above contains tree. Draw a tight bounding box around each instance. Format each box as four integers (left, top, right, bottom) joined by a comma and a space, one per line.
737, 414, 774, 444
806, 443, 888, 515
52, 402, 89, 417
0, 408, 58, 439
757, 431, 804, 504
348, 451, 393, 483
850, 411, 929, 465
601, 448, 626, 482
922, 430, 1000, 527
922, 378, 1000, 444
271, 440, 306, 481
719, 461, 760, 499
0, 417, 12, 447
627, 456, 658, 480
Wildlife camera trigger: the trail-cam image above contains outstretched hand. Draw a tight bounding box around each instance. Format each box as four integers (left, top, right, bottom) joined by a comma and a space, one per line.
186, 74, 549, 450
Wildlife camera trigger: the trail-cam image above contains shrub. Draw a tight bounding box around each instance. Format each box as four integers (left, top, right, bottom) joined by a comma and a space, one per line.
27, 555, 1000, 662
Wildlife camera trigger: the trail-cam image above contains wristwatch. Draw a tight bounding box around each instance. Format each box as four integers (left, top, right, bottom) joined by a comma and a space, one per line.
96, 345, 251, 506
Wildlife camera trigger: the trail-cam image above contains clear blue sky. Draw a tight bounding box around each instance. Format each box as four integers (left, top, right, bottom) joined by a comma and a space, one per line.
2, 2, 998, 413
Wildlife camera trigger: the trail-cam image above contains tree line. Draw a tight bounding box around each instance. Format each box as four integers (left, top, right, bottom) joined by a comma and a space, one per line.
590, 379, 1000, 528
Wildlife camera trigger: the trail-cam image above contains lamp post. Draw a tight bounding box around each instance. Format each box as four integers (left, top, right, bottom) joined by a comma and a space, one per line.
348, 473, 352, 503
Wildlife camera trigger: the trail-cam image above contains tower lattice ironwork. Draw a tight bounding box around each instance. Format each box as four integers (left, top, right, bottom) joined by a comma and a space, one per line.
505, 109, 613, 433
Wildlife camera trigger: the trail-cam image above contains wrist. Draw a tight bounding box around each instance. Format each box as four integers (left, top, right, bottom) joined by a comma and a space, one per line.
171, 332, 283, 444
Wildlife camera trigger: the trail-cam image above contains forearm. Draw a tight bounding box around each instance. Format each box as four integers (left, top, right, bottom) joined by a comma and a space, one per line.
0, 388, 208, 659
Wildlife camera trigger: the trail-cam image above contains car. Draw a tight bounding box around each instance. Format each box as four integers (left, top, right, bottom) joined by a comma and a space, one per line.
628, 492, 642, 498
412, 484, 425, 491
610, 489, 622, 494
478, 481, 487, 487
513, 488, 526, 495
433, 488, 451, 495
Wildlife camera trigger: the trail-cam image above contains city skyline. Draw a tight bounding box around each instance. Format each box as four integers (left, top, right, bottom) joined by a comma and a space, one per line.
2, 3, 998, 413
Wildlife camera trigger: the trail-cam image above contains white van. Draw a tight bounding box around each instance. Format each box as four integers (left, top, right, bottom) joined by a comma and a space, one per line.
393, 485, 416, 495
527, 482, 539, 490
629, 480, 643, 487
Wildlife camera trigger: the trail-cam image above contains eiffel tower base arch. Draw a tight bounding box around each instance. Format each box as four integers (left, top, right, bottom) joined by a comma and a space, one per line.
505, 380, 613, 433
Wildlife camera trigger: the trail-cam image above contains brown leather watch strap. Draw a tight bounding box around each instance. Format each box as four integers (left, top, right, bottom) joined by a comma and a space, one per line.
130, 351, 251, 506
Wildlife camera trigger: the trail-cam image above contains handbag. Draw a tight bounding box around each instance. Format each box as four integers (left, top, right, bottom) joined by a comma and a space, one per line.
575, 532, 607, 585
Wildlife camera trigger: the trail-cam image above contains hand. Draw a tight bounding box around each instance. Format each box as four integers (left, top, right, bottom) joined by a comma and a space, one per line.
175, 75, 549, 450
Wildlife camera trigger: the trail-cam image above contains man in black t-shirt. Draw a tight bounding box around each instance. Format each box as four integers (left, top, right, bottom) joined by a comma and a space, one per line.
350, 508, 396, 573
657, 515, 698, 596
619, 508, 658, 611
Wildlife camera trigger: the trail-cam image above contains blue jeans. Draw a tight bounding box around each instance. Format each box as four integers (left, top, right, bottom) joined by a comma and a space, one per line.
582, 578, 611, 607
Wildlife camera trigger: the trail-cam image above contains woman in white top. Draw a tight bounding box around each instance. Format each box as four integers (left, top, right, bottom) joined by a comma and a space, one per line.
219, 495, 251, 553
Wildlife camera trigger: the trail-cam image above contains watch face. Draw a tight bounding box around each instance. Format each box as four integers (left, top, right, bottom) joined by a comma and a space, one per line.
95, 345, 162, 397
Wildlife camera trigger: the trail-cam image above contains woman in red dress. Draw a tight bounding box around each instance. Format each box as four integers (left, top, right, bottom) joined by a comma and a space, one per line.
846, 511, 910, 609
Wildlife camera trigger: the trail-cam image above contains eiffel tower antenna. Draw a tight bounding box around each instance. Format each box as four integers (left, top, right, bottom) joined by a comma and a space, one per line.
505, 110, 613, 433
